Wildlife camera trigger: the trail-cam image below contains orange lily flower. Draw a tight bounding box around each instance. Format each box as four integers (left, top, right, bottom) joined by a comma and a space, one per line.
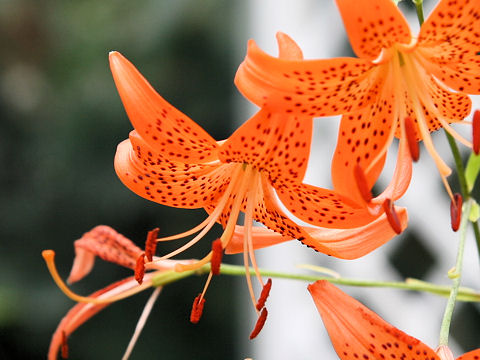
43, 226, 193, 360
235, 0, 479, 203
110, 33, 407, 324
309, 280, 480, 360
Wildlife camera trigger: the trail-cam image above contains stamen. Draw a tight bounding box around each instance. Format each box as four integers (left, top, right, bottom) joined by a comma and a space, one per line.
190, 293, 206, 324
382, 199, 402, 234
61, 331, 69, 359
256, 278, 272, 311
121, 287, 162, 360
249, 308, 268, 340
404, 116, 419, 161
175, 252, 212, 272
473, 110, 480, 155
353, 164, 373, 202
210, 239, 223, 276
450, 193, 463, 232
145, 228, 159, 262
42, 250, 154, 304
134, 253, 145, 285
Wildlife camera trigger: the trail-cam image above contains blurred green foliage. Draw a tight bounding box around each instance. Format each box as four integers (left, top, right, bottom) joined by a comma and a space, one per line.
0, 0, 245, 358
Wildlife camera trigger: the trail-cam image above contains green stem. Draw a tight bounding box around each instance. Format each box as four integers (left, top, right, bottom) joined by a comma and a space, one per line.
151, 262, 480, 302
412, 0, 424, 26
445, 132, 469, 197
439, 198, 472, 345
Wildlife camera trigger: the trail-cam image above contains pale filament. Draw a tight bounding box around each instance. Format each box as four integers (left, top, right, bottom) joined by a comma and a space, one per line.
410, 53, 472, 148
402, 53, 453, 178
242, 170, 263, 312
153, 164, 240, 242
148, 165, 243, 262
402, 54, 454, 199
175, 164, 255, 273
42, 250, 155, 305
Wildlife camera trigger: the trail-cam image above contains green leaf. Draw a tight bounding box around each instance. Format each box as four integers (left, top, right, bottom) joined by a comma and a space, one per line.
465, 152, 480, 192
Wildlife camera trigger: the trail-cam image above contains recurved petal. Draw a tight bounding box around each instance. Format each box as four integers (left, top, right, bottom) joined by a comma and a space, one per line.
227, 207, 407, 260
457, 349, 480, 360
308, 280, 440, 360
225, 225, 292, 254
48, 275, 155, 360
275, 182, 380, 229
331, 90, 394, 204
115, 132, 233, 208
109, 51, 218, 163
235, 39, 378, 117
371, 138, 412, 205
335, 0, 412, 61
219, 109, 312, 185
68, 226, 143, 283
418, 0, 480, 94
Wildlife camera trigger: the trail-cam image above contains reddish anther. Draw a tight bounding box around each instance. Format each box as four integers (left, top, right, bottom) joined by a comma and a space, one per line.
134, 253, 145, 285
210, 239, 223, 276
450, 193, 463, 232
383, 199, 402, 235
473, 110, 480, 155
256, 278, 272, 311
353, 164, 372, 203
145, 227, 159, 262
190, 294, 206, 324
404, 117, 419, 161
249, 308, 268, 340
61, 331, 69, 359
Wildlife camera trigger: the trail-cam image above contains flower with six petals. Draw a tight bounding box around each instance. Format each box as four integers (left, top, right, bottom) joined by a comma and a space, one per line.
235, 0, 480, 203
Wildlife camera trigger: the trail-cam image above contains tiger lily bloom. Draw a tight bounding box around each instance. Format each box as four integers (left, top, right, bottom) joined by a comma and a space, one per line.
43, 226, 194, 360
308, 280, 480, 360
235, 0, 479, 204
110, 33, 407, 326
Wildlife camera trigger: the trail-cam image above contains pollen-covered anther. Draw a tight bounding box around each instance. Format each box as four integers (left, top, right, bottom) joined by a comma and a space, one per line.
145, 227, 159, 262
210, 239, 223, 276
404, 116, 419, 161
190, 293, 206, 324
353, 164, 372, 203
61, 331, 69, 359
382, 199, 402, 235
134, 253, 146, 284
473, 110, 480, 155
450, 193, 463, 232
256, 278, 272, 311
249, 308, 268, 340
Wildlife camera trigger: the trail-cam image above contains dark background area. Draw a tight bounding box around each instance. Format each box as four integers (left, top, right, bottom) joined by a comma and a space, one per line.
0, 1, 245, 358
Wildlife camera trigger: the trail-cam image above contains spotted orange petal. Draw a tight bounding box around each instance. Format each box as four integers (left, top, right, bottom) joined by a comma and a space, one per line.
457, 349, 480, 360
418, 0, 480, 94
219, 109, 312, 185
48, 275, 154, 360
308, 280, 440, 360
335, 0, 412, 61
115, 132, 233, 208
275, 182, 379, 229
331, 91, 394, 204
235, 38, 378, 117
109, 51, 218, 163
68, 225, 143, 284
227, 207, 407, 260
